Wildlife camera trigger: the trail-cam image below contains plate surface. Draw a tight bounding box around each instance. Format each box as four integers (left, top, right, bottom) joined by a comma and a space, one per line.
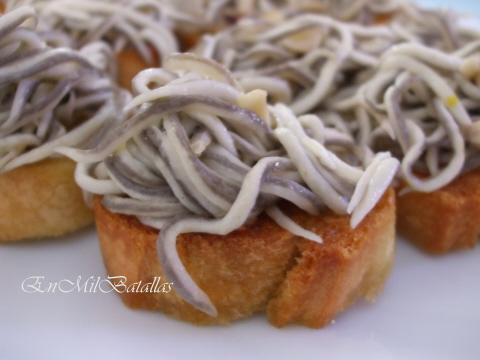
1, 231, 479, 360
1, 1, 479, 359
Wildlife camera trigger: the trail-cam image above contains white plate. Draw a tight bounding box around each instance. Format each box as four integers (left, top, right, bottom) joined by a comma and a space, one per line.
1, 1, 480, 359
1, 230, 479, 360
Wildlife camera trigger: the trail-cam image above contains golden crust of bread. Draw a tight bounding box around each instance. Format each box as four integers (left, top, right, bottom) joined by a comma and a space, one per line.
0, 157, 93, 242
116, 49, 152, 91
93, 188, 395, 328
397, 169, 480, 254
175, 31, 202, 52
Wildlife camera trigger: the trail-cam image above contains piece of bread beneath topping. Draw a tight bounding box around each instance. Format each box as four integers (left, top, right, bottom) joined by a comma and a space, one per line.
397, 169, 480, 254
176, 31, 202, 52
0, 157, 93, 242
93, 188, 395, 328
116, 49, 151, 91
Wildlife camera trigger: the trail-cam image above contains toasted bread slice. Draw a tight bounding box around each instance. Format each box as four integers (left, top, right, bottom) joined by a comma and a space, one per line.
93, 188, 395, 328
176, 31, 202, 51
397, 169, 480, 254
116, 49, 151, 91
0, 158, 93, 242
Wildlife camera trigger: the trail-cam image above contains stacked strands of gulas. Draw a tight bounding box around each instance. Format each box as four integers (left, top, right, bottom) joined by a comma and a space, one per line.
7, 0, 179, 88
2, 0, 479, 328
195, 0, 480, 253
0, 6, 121, 241
61, 52, 399, 326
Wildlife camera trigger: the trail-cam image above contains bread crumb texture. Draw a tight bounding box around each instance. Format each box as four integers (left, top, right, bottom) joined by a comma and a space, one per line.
94, 188, 396, 328
0, 158, 93, 242
397, 169, 480, 254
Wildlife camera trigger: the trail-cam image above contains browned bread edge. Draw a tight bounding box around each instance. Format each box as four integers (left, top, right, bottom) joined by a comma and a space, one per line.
397, 168, 480, 254
0, 157, 93, 242
93, 188, 396, 328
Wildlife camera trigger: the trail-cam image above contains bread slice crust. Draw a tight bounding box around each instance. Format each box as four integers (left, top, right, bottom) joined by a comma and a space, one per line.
0, 157, 93, 242
116, 49, 151, 91
397, 169, 480, 254
93, 188, 396, 328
